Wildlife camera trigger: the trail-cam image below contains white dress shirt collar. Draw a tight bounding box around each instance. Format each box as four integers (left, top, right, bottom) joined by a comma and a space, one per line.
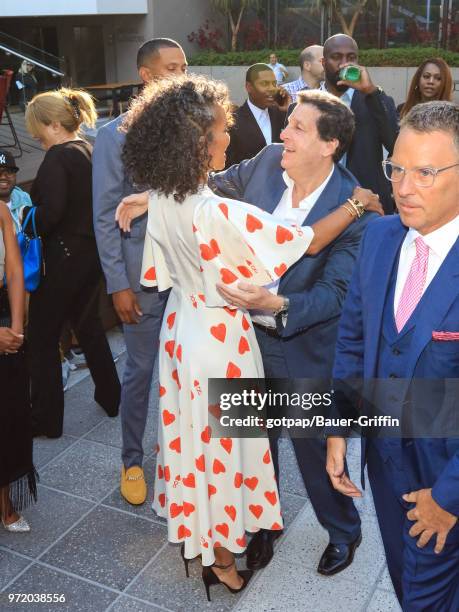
281, 166, 335, 212
247, 99, 269, 121
394, 214, 459, 312
247, 99, 272, 146
403, 214, 459, 260
319, 82, 355, 106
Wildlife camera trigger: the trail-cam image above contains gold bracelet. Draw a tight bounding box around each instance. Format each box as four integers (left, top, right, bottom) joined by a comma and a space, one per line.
349, 202, 362, 218
342, 203, 357, 218
347, 198, 365, 218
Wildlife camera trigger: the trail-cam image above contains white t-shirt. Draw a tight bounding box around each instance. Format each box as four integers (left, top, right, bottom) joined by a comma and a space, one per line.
271, 62, 286, 84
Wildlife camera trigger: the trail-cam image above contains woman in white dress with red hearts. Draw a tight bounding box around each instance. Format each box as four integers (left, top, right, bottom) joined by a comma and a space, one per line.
117, 75, 379, 599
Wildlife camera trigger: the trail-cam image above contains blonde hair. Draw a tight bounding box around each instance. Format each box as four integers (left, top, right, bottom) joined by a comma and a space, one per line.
25, 87, 97, 138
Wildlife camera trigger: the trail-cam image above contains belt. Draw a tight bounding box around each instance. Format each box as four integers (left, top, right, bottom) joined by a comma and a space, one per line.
253, 322, 280, 338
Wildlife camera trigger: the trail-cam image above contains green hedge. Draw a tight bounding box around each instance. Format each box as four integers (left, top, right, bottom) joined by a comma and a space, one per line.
190, 47, 459, 67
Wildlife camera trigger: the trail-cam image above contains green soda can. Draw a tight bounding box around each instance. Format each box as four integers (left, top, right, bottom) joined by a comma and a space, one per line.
339, 66, 361, 82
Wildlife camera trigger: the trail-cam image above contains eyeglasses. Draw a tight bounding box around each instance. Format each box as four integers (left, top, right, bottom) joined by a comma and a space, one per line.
382, 160, 459, 188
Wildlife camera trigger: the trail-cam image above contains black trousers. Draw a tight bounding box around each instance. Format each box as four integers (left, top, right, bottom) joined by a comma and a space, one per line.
28, 236, 121, 437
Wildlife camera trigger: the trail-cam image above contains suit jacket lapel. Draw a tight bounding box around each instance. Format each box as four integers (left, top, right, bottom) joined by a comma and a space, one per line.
365, 219, 407, 376
240, 102, 267, 150
405, 238, 459, 376
303, 165, 342, 226
268, 107, 283, 142
346, 93, 361, 165
264, 171, 286, 214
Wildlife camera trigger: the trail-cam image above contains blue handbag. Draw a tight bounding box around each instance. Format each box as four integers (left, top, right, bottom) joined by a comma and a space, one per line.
17, 207, 43, 292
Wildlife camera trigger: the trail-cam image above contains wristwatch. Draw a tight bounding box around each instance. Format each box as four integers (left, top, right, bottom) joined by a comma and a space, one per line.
366, 86, 384, 97
273, 295, 290, 317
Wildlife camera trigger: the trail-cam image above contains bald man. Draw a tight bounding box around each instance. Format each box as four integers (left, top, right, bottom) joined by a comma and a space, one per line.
225, 63, 290, 168
319, 33, 398, 214
283, 44, 324, 102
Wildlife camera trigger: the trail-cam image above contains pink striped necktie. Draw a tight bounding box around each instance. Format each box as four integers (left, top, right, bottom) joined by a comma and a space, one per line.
395, 236, 430, 333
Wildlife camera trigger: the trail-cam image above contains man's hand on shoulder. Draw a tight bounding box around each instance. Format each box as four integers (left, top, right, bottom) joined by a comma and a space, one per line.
351, 187, 384, 217
112, 288, 143, 324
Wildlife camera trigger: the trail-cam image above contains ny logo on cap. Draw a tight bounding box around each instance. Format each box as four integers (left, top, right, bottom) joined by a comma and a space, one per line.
0, 154, 6, 165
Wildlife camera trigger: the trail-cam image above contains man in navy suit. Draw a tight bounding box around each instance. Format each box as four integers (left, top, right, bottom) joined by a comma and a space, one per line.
92, 39, 187, 505
327, 101, 459, 610
211, 89, 381, 575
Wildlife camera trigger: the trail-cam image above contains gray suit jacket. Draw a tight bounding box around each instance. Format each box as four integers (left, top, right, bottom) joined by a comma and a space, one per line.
92, 115, 148, 295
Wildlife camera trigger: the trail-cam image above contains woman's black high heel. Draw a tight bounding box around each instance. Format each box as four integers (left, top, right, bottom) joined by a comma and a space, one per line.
180, 543, 191, 577
202, 561, 253, 602
180, 544, 202, 577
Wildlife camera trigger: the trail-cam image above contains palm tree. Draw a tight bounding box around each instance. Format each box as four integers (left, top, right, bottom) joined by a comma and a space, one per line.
211, 0, 261, 51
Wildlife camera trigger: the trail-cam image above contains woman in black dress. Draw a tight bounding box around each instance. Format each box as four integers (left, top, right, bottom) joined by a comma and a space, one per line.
24, 88, 121, 438
0, 201, 36, 532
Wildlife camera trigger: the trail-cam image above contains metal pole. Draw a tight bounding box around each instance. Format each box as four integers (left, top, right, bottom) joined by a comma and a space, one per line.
426, 0, 431, 30
267, 0, 271, 47
320, 4, 325, 44
446, 0, 453, 49
327, 2, 332, 38
385, 0, 391, 47
274, 0, 278, 48
438, 0, 444, 46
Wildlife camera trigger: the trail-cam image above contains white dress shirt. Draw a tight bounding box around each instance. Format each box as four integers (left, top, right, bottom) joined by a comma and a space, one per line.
247, 99, 272, 146
394, 214, 459, 313
251, 166, 335, 328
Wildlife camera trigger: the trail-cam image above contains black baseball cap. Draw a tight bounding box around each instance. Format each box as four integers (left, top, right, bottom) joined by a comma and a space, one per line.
0, 150, 19, 172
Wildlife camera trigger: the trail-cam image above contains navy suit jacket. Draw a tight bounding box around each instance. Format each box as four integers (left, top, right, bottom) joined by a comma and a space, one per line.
210, 143, 376, 377
333, 215, 459, 516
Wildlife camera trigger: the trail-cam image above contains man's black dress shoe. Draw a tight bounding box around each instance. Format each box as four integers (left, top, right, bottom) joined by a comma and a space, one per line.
317, 533, 362, 576
246, 528, 283, 570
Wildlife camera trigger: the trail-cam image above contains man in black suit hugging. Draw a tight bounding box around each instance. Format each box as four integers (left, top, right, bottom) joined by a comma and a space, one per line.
225, 63, 290, 168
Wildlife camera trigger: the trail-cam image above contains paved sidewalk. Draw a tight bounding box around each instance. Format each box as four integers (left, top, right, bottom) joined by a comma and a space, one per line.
0, 338, 400, 612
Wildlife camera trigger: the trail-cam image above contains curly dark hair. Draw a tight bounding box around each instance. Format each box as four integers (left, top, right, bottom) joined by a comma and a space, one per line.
121, 75, 233, 202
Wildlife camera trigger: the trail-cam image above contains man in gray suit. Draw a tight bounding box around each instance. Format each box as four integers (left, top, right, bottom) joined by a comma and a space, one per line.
92, 38, 187, 505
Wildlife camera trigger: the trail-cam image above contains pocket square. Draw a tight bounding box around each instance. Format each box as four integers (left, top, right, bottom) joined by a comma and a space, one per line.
432, 331, 459, 341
